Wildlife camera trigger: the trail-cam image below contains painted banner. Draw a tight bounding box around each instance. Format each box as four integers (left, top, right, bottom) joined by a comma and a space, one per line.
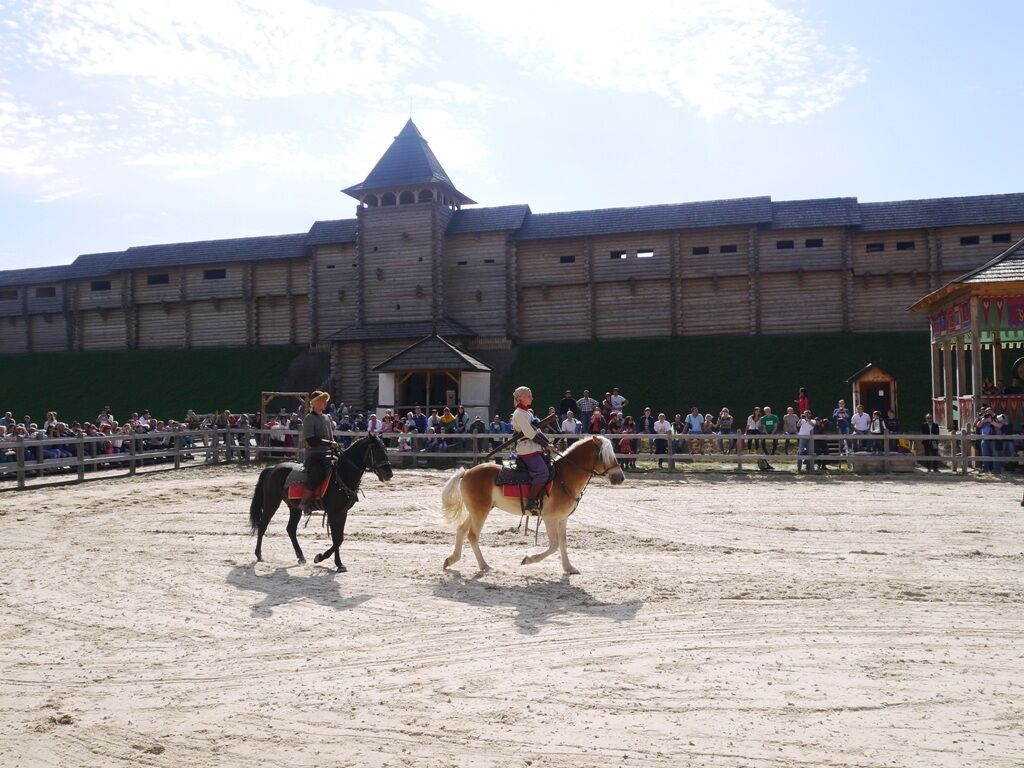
978, 295, 1024, 330
930, 301, 971, 340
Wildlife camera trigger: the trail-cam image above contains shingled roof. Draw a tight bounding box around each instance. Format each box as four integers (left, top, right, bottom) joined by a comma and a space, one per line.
305, 218, 358, 246
909, 236, 1024, 312
372, 334, 491, 372
859, 193, 1024, 231
342, 119, 475, 205
120, 233, 308, 269
514, 197, 773, 241
0, 264, 72, 288
68, 251, 125, 279
447, 205, 531, 235
771, 198, 861, 229
325, 317, 477, 343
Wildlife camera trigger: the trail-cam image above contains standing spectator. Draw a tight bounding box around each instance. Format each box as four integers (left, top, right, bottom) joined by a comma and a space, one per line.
671, 413, 687, 454
782, 406, 799, 453
745, 406, 763, 453
619, 415, 637, 469
607, 411, 624, 434
97, 406, 115, 427
684, 406, 705, 454
638, 407, 656, 453
653, 412, 672, 467
413, 406, 428, 434
797, 410, 816, 472
610, 387, 629, 414
575, 389, 598, 427
851, 404, 871, 451
468, 415, 486, 454
717, 407, 735, 454
455, 405, 470, 433
832, 399, 851, 453
560, 410, 582, 435
883, 409, 900, 455
795, 388, 810, 418
869, 410, 884, 454
921, 412, 940, 472
600, 392, 614, 419
559, 390, 577, 419
760, 406, 780, 455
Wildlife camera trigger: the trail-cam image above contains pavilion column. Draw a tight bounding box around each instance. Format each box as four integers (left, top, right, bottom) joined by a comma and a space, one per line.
930, 341, 941, 412
993, 332, 1004, 387
942, 341, 955, 431
970, 298, 982, 419
955, 336, 968, 424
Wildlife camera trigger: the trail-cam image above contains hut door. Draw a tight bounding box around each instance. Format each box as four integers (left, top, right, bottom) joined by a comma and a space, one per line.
860, 381, 892, 415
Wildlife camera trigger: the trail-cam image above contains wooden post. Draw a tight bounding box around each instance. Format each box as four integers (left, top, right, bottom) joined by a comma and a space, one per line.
667, 434, 675, 472
930, 342, 941, 417
993, 332, 1004, 387
961, 430, 970, 474
735, 429, 743, 471
882, 428, 891, 473
16, 436, 25, 490
174, 433, 182, 470
77, 438, 85, 481
955, 336, 967, 426
970, 299, 982, 419
942, 341, 955, 432
808, 431, 815, 473
129, 432, 137, 475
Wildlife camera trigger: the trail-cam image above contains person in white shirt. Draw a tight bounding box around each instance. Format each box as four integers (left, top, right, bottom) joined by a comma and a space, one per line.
797, 410, 817, 472
609, 387, 629, 412
653, 412, 672, 467
850, 404, 871, 451
367, 413, 383, 434
560, 410, 582, 436
511, 386, 556, 511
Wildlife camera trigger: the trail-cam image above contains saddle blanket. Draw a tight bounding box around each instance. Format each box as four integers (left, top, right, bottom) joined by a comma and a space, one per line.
287, 469, 333, 501
500, 480, 554, 499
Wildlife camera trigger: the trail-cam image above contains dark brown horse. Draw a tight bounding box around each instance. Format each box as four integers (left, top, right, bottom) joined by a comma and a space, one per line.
249, 434, 393, 571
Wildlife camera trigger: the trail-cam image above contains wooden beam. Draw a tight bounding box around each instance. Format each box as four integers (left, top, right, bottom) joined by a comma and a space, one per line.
970, 299, 982, 419
585, 237, 596, 340
942, 341, 955, 431
747, 226, 760, 335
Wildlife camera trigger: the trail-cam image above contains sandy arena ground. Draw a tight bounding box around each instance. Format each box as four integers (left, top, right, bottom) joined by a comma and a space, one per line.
1, 465, 1023, 767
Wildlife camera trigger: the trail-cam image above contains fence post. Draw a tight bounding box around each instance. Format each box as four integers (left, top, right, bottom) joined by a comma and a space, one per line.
174, 433, 182, 470
16, 436, 25, 490
882, 428, 891, 473
129, 431, 137, 476
77, 437, 85, 481
961, 430, 969, 474
808, 431, 815, 473
735, 429, 743, 471
667, 436, 675, 472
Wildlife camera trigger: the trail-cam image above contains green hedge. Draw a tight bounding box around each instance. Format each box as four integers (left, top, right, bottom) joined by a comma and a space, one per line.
507, 333, 932, 422
1, 346, 302, 424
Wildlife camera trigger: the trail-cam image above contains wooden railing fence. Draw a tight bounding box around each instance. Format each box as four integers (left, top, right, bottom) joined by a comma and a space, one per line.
0, 427, 1018, 490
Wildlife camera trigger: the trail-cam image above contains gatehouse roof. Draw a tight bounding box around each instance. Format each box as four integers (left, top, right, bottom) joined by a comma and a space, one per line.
342, 119, 475, 205
372, 334, 491, 372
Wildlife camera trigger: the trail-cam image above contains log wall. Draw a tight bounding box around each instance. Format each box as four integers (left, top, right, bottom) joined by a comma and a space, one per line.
313, 244, 359, 338
360, 204, 438, 324
444, 232, 509, 337
80, 309, 128, 350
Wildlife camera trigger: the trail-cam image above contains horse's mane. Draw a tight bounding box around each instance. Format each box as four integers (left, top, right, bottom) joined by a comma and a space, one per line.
559, 434, 616, 467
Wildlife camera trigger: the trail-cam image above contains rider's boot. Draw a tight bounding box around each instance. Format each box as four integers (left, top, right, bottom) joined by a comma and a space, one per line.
300, 486, 315, 515
524, 486, 544, 513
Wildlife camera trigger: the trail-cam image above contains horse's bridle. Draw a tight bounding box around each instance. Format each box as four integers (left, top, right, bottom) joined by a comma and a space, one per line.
364, 435, 392, 479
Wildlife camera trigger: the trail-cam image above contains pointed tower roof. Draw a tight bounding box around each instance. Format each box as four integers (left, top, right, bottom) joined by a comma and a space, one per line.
342, 119, 475, 205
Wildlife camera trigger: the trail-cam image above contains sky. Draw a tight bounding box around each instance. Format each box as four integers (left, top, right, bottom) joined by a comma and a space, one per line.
1, 0, 1022, 269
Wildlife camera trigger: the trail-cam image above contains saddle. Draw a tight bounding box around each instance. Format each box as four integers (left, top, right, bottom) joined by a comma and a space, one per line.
286, 466, 333, 503
494, 455, 554, 511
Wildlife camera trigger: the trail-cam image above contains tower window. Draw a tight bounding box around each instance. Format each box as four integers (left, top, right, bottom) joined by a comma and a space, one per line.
90, 280, 112, 291
484, 259, 495, 264
692, 246, 710, 256
637, 249, 654, 258
959, 235, 980, 246
896, 241, 916, 251
35, 287, 56, 298
865, 243, 885, 253
776, 240, 795, 250
559, 255, 576, 264
0, 289, 17, 301
610, 250, 627, 259
804, 239, 823, 248
203, 269, 227, 280
456, 260, 468, 266
992, 233, 1012, 243
719, 244, 737, 254
147, 273, 170, 284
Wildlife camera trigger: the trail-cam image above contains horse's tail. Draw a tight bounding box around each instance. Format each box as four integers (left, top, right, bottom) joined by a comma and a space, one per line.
249, 467, 269, 534
441, 467, 469, 527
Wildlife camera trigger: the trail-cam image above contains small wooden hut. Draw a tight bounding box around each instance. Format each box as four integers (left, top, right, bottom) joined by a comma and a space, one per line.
909, 236, 1024, 430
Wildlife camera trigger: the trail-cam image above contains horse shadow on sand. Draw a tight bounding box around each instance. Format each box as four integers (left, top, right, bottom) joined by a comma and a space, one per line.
226, 564, 372, 618
434, 572, 643, 636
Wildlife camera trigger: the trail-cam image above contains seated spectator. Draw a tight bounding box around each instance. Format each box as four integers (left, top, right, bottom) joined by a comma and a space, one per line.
653, 412, 672, 467
455, 405, 470, 434
560, 410, 582, 436
438, 406, 457, 434
589, 409, 607, 434
671, 413, 687, 454
717, 407, 734, 454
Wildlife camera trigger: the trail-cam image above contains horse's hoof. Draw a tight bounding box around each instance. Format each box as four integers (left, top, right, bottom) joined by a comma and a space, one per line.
297, 557, 306, 565
564, 567, 581, 575
255, 555, 262, 562
337, 563, 347, 573
520, 556, 531, 566
313, 554, 323, 564
442, 558, 453, 570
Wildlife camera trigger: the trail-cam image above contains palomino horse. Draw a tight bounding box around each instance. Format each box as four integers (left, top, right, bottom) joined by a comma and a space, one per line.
440, 435, 624, 574
249, 434, 393, 571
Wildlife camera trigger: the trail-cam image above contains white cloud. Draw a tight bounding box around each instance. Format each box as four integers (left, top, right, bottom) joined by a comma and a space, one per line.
423, 0, 866, 123
13, 0, 432, 99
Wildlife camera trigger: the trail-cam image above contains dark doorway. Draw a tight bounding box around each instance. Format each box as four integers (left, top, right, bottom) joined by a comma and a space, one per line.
859, 382, 892, 415
396, 371, 459, 412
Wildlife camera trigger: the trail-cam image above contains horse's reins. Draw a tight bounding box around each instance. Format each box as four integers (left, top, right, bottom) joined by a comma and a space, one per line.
307, 438, 392, 529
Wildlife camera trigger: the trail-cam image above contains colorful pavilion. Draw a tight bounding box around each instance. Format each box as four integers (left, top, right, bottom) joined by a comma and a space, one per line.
910, 237, 1024, 430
